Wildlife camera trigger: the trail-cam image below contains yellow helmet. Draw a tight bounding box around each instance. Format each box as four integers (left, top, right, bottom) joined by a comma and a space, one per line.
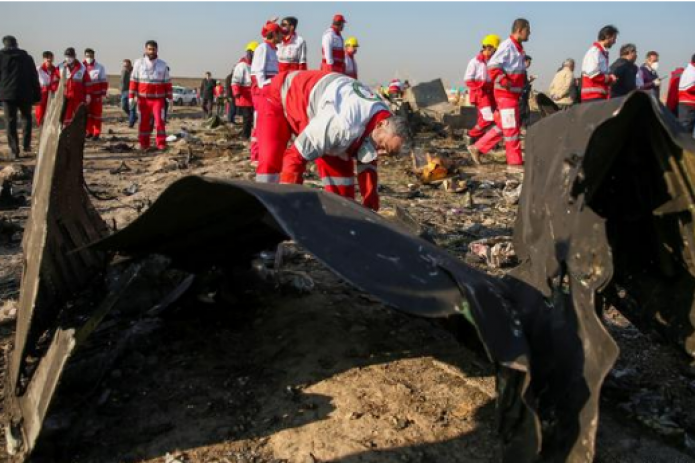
345, 36, 359, 48
246, 41, 260, 52
481, 34, 501, 49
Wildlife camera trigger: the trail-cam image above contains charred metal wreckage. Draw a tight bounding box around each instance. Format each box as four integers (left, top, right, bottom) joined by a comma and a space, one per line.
4, 79, 695, 462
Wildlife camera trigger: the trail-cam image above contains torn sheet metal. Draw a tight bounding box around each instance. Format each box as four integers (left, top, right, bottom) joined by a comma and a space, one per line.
93, 176, 609, 462
5, 77, 110, 459
513, 90, 695, 458
514, 90, 695, 357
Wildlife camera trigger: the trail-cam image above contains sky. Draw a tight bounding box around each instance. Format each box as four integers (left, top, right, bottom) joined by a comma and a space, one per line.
1, 1, 694, 92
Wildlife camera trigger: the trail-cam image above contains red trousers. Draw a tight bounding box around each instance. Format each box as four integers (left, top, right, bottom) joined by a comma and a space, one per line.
36, 92, 50, 126
468, 103, 496, 139
63, 97, 83, 128
86, 97, 104, 137
473, 96, 523, 165
138, 98, 167, 149
254, 86, 285, 182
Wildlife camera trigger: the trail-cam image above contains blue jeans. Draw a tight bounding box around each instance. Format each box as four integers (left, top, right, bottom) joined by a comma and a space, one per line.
121, 92, 138, 127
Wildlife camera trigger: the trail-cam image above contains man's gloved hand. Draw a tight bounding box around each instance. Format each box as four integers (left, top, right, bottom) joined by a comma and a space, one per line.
129, 97, 137, 110
654, 78, 662, 86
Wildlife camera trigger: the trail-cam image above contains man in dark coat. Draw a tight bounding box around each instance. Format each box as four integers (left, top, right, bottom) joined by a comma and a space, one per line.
199, 71, 216, 118
0, 36, 40, 159
610, 43, 639, 98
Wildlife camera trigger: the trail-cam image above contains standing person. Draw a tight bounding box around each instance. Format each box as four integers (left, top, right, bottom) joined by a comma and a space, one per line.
83, 48, 108, 139
278, 16, 307, 72
231, 42, 257, 141
678, 54, 695, 136
344, 37, 359, 79
36, 51, 60, 126
0, 35, 40, 159
214, 81, 224, 116
200, 72, 215, 118
251, 21, 282, 175
519, 55, 535, 128
467, 18, 531, 168
581, 25, 619, 102
120, 59, 138, 128
321, 14, 347, 74
610, 44, 639, 98
464, 34, 500, 142
640, 51, 661, 99
59, 47, 91, 128
129, 40, 173, 151
224, 68, 236, 124
257, 70, 408, 210
549, 59, 577, 108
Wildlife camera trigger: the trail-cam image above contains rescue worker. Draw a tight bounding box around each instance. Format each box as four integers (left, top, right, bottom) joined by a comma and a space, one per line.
581, 25, 619, 102
128, 40, 173, 151
321, 14, 347, 74
666, 67, 684, 117
345, 36, 359, 79
59, 47, 91, 128
256, 70, 408, 210
467, 18, 530, 168
83, 48, 108, 139
214, 81, 224, 116
678, 54, 695, 136
36, 51, 60, 126
231, 41, 257, 141
464, 34, 500, 142
388, 79, 404, 99
278, 16, 307, 72
251, 21, 282, 178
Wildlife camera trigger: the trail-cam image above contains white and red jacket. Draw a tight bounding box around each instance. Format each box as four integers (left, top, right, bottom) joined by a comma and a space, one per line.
83, 60, 108, 97
488, 36, 526, 100
58, 61, 91, 102
464, 53, 494, 106
270, 71, 391, 210
129, 56, 172, 100
581, 42, 612, 100
278, 33, 307, 72
321, 27, 346, 73
37, 63, 60, 95
678, 63, 695, 107
231, 57, 254, 107
251, 40, 279, 89
345, 52, 358, 79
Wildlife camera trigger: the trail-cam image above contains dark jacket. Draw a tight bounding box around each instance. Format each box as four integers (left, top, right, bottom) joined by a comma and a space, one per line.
120, 68, 131, 93
610, 58, 638, 98
0, 47, 41, 103
639, 64, 660, 98
200, 78, 216, 100
224, 73, 233, 98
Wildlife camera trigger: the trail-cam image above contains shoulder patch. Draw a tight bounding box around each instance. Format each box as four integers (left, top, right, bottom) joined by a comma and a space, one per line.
352, 81, 382, 102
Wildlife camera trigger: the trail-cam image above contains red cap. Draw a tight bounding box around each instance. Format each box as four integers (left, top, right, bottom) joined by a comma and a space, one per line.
333, 14, 347, 23
262, 21, 281, 37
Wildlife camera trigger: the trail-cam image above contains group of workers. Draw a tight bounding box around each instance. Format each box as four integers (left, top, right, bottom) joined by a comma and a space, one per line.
3, 13, 695, 210
462, 20, 695, 169
235, 14, 408, 212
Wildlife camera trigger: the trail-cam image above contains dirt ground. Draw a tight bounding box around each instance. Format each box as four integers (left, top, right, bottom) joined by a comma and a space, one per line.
0, 104, 694, 462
